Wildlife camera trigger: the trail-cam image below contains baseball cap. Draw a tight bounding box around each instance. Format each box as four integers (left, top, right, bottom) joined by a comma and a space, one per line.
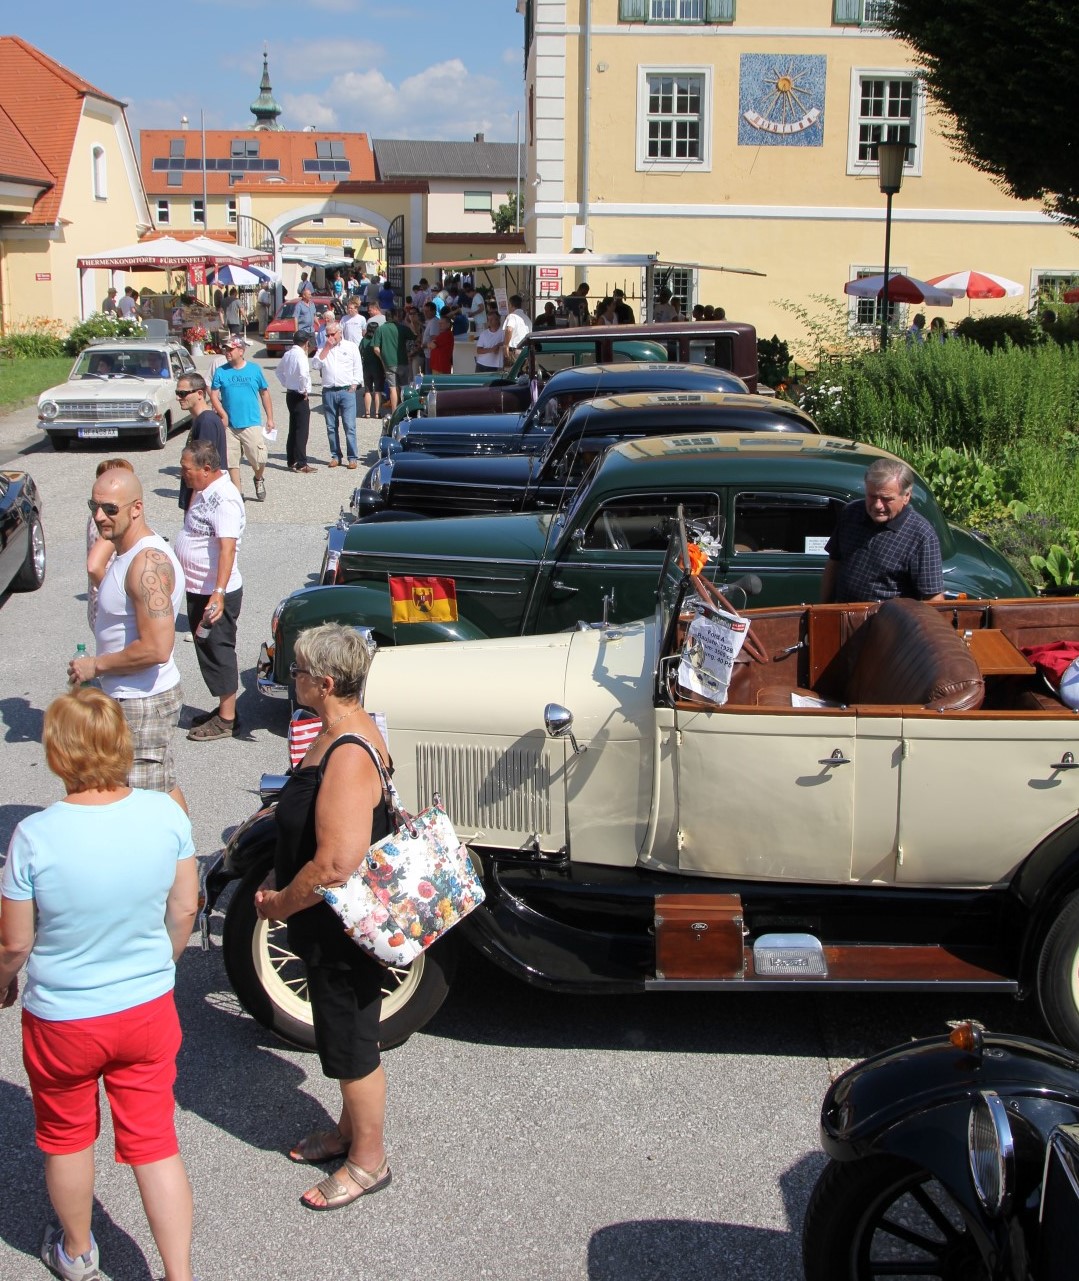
223, 335, 247, 349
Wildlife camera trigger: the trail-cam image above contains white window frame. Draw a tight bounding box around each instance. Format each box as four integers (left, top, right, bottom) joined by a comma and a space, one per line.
463, 190, 493, 213
192, 198, 205, 226
1031, 268, 1079, 300
91, 145, 107, 200
637, 65, 712, 173
156, 199, 170, 225
848, 264, 908, 331
846, 69, 924, 179
226, 198, 237, 226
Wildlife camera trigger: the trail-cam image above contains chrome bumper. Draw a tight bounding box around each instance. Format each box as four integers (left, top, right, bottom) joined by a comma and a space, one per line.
257, 641, 288, 698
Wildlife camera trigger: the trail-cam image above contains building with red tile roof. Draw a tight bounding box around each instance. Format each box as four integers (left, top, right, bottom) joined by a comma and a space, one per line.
0, 35, 152, 328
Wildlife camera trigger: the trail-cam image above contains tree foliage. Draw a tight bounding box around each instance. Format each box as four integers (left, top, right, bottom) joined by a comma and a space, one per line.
886, 0, 1079, 228
491, 193, 523, 234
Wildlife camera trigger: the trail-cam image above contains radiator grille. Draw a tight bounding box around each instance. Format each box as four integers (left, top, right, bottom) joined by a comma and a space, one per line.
54, 401, 144, 421
415, 742, 553, 834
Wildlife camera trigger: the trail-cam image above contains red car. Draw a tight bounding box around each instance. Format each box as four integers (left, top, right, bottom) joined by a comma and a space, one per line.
264, 296, 334, 356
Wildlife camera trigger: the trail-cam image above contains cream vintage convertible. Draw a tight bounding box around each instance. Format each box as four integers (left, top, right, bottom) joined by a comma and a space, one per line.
203, 529, 1079, 1052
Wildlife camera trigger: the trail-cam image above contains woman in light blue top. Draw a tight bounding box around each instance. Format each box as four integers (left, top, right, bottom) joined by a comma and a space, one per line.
0, 688, 198, 1281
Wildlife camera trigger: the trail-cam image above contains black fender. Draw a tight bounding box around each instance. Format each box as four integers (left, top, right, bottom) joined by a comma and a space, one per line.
820, 1031, 1079, 1229
1009, 813, 1079, 983
459, 853, 652, 993
203, 807, 277, 913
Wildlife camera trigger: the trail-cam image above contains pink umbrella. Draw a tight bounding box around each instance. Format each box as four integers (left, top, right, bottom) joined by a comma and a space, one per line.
925, 270, 1024, 299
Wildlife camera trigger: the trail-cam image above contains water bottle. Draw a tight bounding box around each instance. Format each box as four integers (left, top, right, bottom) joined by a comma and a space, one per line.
72, 642, 92, 688
195, 610, 213, 641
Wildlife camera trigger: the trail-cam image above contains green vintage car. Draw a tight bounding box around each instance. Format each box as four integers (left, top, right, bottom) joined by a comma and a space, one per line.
257, 433, 1031, 698
385, 333, 672, 432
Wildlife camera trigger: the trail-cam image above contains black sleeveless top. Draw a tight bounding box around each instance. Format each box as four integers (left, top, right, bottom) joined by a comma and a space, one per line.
274, 735, 394, 969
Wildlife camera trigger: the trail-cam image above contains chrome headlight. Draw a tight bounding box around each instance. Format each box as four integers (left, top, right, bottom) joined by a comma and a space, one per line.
39, 400, 59, 421
137, 399, 157, 419
270, 597, 287, 640
968, 1090, 1014, 1216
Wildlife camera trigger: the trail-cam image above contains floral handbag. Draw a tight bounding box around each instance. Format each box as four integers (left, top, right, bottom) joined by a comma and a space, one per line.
314, 734, 485, 967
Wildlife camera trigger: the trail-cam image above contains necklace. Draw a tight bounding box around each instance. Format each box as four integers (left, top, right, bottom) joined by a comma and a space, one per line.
315, 705, 359, 741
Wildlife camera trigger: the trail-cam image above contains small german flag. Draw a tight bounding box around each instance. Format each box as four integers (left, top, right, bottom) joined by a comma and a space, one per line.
388, 575, 458, 624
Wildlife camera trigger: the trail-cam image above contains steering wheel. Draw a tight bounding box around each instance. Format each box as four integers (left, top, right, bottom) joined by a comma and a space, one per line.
601, 511, 628, 550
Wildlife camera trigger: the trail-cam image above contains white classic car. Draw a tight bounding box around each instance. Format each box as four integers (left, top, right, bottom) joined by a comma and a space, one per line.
37, 337, 197, 451
201, 531, 1079, 1053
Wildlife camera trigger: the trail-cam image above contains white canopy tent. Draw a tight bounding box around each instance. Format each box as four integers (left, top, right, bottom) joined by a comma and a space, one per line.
397, 251, 766, 320
76, 236, 273, 319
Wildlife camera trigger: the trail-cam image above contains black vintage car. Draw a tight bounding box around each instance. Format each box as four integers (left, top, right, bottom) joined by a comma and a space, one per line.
382, 362, 750, 459
0, 470, 45, 598
354, 390, 819, 523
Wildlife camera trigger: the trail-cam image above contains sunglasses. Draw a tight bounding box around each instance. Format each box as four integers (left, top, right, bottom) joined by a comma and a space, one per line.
288, 662, 311, 679
176, 388, 194, 399
87, 498, 137, 517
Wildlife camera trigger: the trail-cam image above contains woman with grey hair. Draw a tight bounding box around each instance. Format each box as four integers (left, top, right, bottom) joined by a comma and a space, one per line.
254, 623, 394, 1211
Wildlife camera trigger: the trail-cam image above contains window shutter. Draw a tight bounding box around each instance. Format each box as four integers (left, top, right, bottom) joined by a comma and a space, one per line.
704, 0, 735, 21
833, 0, 862, 23
618, 0, 649, 20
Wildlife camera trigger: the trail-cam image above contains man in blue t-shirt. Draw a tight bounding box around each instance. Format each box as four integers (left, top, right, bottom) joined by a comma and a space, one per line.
209, 337, 275, 501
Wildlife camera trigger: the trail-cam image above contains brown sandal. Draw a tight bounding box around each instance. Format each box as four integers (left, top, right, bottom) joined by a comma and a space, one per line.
300, 1157, 391, 1211
288, 1128, 348, 1164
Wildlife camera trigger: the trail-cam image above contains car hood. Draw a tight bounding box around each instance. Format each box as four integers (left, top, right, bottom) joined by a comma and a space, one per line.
397, 410, 526, 442
40, 377, 163, 402
341, 508, 555, 560
381, 451, 537, 488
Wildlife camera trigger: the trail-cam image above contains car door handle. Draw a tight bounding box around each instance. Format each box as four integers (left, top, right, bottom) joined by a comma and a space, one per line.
550, 580, 578, 595
818, 749, 850, 766
1052, 752, 1079, 770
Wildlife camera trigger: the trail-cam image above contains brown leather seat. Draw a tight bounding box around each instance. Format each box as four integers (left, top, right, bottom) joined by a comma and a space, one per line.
845, 598, 984, 711
755, 598, 984, 712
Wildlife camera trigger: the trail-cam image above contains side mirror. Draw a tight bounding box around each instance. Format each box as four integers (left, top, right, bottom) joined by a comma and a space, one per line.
544, 703, 586, 754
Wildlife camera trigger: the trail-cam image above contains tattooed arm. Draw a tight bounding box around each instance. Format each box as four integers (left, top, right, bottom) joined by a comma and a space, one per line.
91, 548, 178, 677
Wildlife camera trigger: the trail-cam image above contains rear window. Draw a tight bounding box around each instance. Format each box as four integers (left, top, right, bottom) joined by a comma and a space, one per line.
732, 491, 844, 556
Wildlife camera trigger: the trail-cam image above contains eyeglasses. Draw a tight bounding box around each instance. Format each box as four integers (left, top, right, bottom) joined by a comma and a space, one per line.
87, 498, 137, 516
288, 662, 311, 679
176, 388, 194, 400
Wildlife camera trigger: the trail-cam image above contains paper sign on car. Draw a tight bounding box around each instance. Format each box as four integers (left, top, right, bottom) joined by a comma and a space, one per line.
677, 607, 749, 705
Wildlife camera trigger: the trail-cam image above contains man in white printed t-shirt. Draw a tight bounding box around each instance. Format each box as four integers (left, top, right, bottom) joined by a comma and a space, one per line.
175, 439, 247, 741
69, 467, 188, 811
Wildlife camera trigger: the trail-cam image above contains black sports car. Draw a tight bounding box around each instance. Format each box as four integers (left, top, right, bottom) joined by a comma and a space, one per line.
0, 470, 45, 598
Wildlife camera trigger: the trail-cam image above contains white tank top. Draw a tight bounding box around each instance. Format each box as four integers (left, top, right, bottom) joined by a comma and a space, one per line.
94, 533, 185, 699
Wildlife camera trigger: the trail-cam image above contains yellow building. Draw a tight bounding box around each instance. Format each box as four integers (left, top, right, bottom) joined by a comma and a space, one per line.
522, 0, 1079, 341
0, 37, 152, 331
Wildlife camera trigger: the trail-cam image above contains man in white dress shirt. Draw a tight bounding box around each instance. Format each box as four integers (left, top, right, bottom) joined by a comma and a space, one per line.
311, 319, 363, 468
275, 330, 315, 472
502, 294, 533, 366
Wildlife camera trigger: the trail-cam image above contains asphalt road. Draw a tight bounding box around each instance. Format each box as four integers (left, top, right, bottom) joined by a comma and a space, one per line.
0, 349, 1047, 1281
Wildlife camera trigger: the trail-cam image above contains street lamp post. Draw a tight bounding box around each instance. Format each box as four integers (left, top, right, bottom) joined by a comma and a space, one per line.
875, 135, 914, 351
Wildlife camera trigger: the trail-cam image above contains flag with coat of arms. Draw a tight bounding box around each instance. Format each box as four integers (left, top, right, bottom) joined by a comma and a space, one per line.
388, 575, 458, 624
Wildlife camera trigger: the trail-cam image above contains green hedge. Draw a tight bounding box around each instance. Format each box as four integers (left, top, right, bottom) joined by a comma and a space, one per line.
798, 340, 1079, 590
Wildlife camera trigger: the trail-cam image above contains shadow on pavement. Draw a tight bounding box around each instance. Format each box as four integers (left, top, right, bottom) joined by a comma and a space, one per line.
0, 1078, 156, 1280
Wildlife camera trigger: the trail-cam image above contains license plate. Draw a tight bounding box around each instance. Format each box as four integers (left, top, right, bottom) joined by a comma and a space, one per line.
77, 427, 119, 439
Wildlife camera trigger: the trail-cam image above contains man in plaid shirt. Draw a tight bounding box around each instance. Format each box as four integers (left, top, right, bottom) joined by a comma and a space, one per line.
821, 458, 944, 604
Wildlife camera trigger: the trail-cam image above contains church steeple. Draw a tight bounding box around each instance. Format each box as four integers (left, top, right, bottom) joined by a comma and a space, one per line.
250, 48, 283, 131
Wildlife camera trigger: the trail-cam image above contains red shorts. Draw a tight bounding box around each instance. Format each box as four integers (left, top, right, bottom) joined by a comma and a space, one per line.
22, 990, 181, 1165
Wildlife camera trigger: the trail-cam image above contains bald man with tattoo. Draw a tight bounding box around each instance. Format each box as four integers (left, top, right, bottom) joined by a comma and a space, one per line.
69, 468, 189, 811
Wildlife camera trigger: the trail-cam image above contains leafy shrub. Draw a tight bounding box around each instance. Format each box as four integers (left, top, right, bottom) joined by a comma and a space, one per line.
954, 314, 1041, 350
0, 316, 67, 359
64, 312, 144, 355
1031, 543, 1079, 589
1043, 313, 1079, 348
757, 335, 790, 388
904, 446, 1017, 526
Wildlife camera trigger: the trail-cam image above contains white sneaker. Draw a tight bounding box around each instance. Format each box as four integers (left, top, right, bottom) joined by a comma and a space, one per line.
40, 1225, 103, 1280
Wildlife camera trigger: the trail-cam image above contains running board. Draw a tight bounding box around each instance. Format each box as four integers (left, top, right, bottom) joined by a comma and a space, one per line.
647, 942, 1017, 992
